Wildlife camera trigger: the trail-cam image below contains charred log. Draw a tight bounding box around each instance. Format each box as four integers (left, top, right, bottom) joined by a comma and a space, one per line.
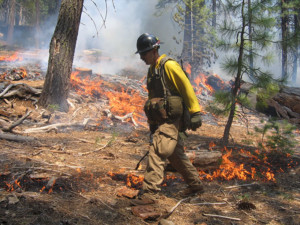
241, 82, 300, 126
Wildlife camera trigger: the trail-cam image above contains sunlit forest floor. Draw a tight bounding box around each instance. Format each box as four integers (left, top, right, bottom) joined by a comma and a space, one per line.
1, 84, 300, 225
0, 48, 300, 224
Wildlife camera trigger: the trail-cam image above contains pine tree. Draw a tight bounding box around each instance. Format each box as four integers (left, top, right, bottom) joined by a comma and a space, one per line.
215, 0, 280, 145
38, 0, 84, 112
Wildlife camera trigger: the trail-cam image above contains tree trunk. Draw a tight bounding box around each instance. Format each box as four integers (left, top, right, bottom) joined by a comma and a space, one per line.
222, 0, 246, 145
182, 2, 192, 64
292, 5, 299, 83
7, 0, 15, 44
195, 0, 205, 73
212, 0, 216, 27
281, 0, 288, 79
38, 0, 84, 112
35, 0, 41, 49
248, 0, 254, 78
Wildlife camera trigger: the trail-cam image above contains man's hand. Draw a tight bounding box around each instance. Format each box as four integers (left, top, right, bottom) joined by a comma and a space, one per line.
190, 112, 202, 131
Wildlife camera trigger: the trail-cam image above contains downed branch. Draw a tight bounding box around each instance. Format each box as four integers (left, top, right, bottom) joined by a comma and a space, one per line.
114, 112, 138, 127
160, 197, 191, 220
2, 110, 32, 132
190, 202, 227, 206
78, 139, 111, 156
225, 182, 258, 189
0, 132, 36, 142
203, 213, 241, 221
77, 192, 115, 211
0, 83, 41, 98
105, 109, 138, 127
23, 119, 90, 133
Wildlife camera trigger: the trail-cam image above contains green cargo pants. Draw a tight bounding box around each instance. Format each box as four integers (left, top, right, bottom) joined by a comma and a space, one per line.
143, 120, 202, 193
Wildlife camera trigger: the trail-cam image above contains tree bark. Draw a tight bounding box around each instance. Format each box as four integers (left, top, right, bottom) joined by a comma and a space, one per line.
182, 2, 192, 63
38, 0, 84, 112
292, 5, 299, 83
248, 0, 254, 78
281, 0, 289, 79
35, 0, 41, 49
7, 0, 15, 44
212, 0, 216, 27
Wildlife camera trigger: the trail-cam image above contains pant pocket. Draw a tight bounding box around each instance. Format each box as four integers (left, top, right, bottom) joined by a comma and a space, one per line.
153, 123, 178, 159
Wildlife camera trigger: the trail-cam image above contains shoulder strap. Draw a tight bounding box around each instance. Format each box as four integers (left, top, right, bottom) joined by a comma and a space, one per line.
158, 56, 173, 98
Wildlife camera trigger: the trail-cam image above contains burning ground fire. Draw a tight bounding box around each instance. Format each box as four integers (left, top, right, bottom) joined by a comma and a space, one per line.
1, 52, 298, 195
0, 52, 23, 62
70, 70, 147, 126
108, 145, 298, 190
184, 63, 228, 95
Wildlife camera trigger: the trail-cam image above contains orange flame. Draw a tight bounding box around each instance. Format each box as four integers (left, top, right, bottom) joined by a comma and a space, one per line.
209, 141, 216, 151
0, 53, 23, 62
70, 71, 147, 125
19, 67, 28, 78
184, 63, 192, 75
194, 73, 214, 94
199, 148, 276, 182
70, 71, 103, 96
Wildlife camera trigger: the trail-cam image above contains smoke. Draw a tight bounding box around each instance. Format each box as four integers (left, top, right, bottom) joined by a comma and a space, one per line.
74, 0, 181, 75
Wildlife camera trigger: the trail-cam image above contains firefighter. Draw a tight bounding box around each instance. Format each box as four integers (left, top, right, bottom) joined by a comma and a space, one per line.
132, 33, 204, 205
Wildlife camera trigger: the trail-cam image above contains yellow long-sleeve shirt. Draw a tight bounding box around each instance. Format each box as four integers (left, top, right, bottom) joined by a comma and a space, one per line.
149, 54, 201, 114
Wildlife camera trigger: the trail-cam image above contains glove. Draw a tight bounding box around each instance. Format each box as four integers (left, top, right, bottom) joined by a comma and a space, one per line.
190, 112, 202, 131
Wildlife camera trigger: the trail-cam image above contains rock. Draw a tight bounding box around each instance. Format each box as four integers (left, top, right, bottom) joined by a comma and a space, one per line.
116, 186, 138, 199
131, 205, 163, 220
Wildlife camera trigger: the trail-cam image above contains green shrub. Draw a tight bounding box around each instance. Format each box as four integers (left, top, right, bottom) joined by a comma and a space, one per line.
255, 118, 297, 154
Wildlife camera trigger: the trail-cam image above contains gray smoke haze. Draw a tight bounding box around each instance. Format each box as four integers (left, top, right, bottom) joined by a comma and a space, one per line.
22, 0, 298, 86
75, 0, 182, 76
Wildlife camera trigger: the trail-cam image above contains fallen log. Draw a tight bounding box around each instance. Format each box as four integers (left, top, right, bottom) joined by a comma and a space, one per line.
165, 149, 222, 172
0, 132, 36, 142
241, 82, 300, 125
185, 150, 222, 169
23, 119, 90, 133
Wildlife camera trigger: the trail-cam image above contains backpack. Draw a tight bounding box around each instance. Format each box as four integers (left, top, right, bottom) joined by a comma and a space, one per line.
144, 56, 191, 131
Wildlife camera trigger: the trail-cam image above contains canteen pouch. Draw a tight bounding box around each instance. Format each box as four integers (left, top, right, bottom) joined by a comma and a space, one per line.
144, 98, 167, 123
166, 96, 183, 119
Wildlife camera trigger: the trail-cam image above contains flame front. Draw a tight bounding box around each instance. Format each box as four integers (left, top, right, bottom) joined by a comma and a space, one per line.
0, 52, 23, 62
199, 147, 276, 182
194, 73, 214, 94
70, 71, 146, 125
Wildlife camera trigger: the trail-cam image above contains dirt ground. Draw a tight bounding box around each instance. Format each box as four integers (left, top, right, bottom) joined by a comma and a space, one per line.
1, 65, 300, 225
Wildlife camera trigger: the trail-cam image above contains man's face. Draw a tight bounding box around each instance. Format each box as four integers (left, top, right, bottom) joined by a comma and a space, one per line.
139, 49, 156, 65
